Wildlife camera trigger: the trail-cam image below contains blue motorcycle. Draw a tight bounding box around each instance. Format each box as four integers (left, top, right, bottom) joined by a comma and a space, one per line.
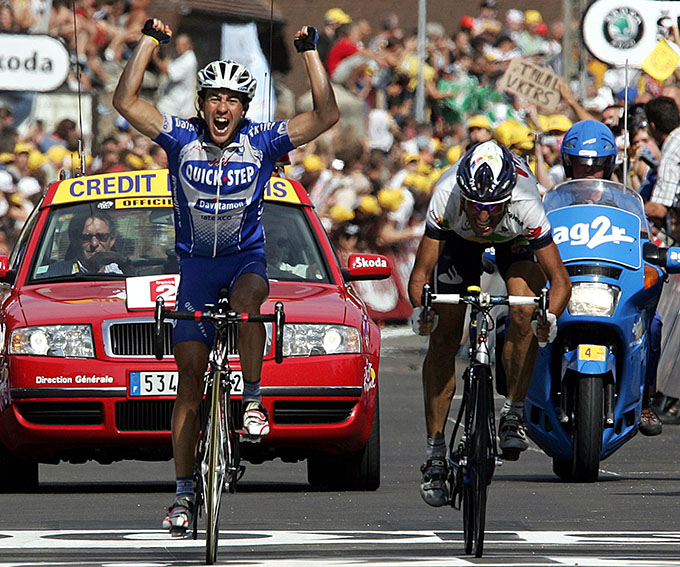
524, 178, 680, 482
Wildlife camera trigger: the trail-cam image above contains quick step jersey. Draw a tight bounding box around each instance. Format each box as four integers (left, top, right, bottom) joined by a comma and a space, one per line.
154, 114, 295, 258
425, 157, 554, 250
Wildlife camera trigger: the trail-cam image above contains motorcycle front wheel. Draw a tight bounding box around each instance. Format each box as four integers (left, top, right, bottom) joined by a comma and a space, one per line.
571, 375, 603, 482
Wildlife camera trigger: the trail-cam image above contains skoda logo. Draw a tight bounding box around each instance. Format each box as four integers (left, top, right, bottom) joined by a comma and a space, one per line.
603, 7, 644, 49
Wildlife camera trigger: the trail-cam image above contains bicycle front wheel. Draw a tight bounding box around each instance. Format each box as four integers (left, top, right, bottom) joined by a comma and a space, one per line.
462, 365, 493, 557
204, 371, 227, 565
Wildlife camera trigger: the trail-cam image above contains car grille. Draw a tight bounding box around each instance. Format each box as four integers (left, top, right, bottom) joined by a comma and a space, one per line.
273, 400, 356, 424
108, 322, 173, 356
115, 399, 243, 431
16, 401, 103, 425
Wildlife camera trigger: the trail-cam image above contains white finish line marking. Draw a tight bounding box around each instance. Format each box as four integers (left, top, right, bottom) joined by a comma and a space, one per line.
0, 530, 680, 550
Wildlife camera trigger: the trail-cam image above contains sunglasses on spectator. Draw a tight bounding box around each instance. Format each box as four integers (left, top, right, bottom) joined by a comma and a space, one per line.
464, 199, 506, 214
81, 232, 112, 243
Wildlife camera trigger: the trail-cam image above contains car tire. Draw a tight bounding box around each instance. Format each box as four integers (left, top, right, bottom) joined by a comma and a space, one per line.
0, 443, 39, 493
307, 395, 381, 491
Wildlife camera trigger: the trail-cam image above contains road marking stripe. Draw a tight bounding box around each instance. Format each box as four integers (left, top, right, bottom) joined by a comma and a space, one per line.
0, 530, 679, 550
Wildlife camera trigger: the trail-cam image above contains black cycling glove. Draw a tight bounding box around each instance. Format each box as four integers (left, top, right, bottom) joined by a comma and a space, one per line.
141, 19, 171, 44
294, 26, 318, 53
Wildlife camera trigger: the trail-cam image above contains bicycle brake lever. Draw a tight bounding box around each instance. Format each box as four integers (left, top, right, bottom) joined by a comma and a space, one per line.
421, 283, 432, 322
539, 288, 549, 326
274, 301, 285, 364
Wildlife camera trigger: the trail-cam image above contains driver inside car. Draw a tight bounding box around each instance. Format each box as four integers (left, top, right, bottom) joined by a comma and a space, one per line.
44, 211, 128, 276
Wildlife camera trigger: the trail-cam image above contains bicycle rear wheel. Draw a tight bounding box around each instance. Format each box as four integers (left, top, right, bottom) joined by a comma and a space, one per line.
204, 370, 227, 565
462, 365, 493, 557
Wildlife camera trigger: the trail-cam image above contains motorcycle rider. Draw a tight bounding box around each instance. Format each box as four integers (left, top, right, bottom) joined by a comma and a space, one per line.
560, 120, 663, 436
408, 140, 571, 507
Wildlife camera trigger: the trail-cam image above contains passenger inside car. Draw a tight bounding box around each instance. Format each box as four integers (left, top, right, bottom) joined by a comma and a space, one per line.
264, 222, 321, 280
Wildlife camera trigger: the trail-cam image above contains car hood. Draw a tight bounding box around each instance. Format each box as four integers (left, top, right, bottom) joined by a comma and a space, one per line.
17, 281, 349, 325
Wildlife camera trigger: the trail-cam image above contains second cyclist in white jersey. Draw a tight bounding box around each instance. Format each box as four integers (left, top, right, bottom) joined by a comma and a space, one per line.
408, 140, 571, 507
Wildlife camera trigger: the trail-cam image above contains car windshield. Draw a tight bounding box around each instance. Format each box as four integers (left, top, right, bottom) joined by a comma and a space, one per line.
28, 200, 331, 284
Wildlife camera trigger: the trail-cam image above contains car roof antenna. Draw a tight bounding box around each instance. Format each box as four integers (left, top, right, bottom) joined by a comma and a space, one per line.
68, 1, 87, 179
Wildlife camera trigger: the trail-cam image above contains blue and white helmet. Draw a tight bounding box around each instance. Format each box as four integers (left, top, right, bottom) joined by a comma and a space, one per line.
456, 140, 517, 204
197, 59, 257, 101
561, 120, 617, 178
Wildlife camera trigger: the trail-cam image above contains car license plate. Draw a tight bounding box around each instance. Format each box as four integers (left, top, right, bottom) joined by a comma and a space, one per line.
129, 371, 245, 396
129, 371, 178, 396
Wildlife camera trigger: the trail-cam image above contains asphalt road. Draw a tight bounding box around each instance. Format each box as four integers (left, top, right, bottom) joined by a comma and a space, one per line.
1, 325, 680, 566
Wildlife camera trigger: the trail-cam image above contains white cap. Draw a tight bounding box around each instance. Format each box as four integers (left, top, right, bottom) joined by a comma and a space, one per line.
17, 176, 41, 197
0, 170, 13, 193
506, 9, 524, 23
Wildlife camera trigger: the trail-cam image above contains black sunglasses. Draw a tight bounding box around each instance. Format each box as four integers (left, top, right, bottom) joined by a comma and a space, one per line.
80, 232, 112, 243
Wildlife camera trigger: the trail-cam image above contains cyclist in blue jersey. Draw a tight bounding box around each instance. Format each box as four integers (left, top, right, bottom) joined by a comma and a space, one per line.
113, 18, 339, 534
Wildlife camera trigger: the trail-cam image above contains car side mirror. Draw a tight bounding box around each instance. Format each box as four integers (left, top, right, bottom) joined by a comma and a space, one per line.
0, 255, 15, 284
643, 242, 680, 274
341, 253, 391, 281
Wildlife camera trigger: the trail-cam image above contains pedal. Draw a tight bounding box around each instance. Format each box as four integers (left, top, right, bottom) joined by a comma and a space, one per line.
500, 449, 520, 462
239, 432, 262, 443
169, 526, 189, 538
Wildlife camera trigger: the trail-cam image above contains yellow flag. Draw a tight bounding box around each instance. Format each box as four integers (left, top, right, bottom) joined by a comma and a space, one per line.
642, 40, 680, 83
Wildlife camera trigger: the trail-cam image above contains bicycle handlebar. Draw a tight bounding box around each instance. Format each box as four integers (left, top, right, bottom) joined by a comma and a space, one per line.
153, 297, 286, 363
422, 283, 549, 318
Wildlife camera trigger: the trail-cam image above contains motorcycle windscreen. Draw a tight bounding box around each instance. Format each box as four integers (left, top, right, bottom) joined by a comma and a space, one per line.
549, 205, 641, 270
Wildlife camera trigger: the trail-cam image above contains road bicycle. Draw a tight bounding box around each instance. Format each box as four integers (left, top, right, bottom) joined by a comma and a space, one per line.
422, 283, 548, 557
153, 294, 285, 564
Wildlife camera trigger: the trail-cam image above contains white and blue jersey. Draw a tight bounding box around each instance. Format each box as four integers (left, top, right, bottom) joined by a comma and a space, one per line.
154, 113, 295, 258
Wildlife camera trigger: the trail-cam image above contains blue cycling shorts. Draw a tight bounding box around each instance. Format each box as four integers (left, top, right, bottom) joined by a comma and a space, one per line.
172, 250, 268, 347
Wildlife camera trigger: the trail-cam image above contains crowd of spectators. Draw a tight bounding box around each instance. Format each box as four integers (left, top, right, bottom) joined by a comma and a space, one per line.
2, 0, 680, 266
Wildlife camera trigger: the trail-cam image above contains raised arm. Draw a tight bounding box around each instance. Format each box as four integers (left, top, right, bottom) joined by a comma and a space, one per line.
288, 26, 340, 148
113, 19, 170, 140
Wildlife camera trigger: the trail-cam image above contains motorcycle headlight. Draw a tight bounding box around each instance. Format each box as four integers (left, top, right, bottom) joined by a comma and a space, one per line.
283, 324, 361, 356
10, 325, 95, 357
568, 282, 620, 317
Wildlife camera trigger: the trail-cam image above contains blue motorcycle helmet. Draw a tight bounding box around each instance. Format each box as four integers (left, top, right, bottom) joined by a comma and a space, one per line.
560, 120, 617, 179
456, 140, 517, 204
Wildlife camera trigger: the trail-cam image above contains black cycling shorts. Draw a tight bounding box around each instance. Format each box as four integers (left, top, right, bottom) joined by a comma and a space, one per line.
432, 232, 536, 294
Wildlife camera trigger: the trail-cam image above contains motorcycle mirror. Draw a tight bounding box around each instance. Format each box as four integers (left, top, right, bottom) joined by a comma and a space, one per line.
643, 242, 680, 273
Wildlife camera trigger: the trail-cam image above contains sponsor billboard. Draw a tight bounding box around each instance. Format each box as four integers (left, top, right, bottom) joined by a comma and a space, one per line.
582, 0, 680, 68
0, 33, 70, 92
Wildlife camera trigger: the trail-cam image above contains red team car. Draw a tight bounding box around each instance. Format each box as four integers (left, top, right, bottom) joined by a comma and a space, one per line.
0, 169, 390, 492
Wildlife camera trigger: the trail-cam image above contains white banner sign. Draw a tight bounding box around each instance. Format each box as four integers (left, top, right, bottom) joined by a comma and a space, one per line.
583, 0, 680, 68
221, 22, 276, 123
0, 33, 70, 91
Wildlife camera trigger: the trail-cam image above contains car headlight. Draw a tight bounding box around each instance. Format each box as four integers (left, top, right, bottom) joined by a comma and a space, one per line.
568, 282, 620, 317
10, 325, 94, 357
283, 324, 361, 356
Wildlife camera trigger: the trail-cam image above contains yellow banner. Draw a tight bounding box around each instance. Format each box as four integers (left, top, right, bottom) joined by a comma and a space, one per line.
51, 170, 171, 204
264, 177, 301, 204
50, 170, 301, 206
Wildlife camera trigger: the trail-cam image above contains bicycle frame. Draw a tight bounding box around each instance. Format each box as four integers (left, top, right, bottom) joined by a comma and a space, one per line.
422, 284, 546, 557
153, 296, 284, 564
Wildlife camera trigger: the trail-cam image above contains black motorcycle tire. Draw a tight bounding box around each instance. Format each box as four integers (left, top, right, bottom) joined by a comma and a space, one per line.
571, 375, 603, 482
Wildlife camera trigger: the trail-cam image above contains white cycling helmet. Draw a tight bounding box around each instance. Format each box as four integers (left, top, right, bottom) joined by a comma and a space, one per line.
197, 59, 257, 101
